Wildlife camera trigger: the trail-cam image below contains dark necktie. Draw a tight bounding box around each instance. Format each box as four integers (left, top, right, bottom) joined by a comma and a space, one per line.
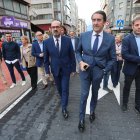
56, 39, 59, 52
93, 34, 99, 54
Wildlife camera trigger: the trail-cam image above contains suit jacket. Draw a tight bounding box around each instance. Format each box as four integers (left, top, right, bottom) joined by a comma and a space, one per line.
76, 31, 116, 73
44, 36, 76, 76
122, 33, 140, 75
31, 41, 44, 67
20, 44, 36, 68
71, 36, 79, 52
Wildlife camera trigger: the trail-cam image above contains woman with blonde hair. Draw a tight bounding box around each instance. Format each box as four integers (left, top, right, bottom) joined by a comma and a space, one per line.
20, 36, 38, 90
111, 34, 123, 88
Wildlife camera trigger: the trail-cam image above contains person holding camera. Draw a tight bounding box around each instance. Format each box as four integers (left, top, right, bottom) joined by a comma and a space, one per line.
76, 10, 116, 132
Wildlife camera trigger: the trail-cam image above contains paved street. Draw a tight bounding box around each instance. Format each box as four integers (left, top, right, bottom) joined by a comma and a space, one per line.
0, 74, 140, 140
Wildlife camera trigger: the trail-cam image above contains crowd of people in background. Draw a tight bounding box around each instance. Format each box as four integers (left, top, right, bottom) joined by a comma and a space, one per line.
0, 10, 140, 133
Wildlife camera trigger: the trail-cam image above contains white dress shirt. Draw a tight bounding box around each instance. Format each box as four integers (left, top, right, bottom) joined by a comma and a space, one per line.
53, 36, 61, 52
91, 31, 103, 51
38, 41, 43, 52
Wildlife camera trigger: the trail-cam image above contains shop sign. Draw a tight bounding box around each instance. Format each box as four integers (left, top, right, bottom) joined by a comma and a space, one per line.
1, 16, 28, 28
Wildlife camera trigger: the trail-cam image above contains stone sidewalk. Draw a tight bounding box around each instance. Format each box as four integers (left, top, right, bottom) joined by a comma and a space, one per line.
0, 74, 140, 140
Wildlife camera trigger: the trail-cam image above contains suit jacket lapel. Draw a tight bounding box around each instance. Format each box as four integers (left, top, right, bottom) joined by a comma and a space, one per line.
50, 37, 60, 56
88, 31, 92, 51
60, 36, 64, 56
36, 42, 42, 52
130, 33, 139, 55
97, 31, 108, 53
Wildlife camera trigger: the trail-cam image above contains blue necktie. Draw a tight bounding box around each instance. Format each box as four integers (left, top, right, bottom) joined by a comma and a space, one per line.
93, 34, 99, 54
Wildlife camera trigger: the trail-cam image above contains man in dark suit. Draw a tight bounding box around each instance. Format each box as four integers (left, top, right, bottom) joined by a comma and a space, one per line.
32, 31, 48, 89
44, 20, 76, 119
69, 31, 79, 73
76, 10, 116, 132
121, 16, 140, 113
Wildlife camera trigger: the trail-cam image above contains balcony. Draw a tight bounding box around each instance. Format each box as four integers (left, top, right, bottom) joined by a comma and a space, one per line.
133, 0, 140, 3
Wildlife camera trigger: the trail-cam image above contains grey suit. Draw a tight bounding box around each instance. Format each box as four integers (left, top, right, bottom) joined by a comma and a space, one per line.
76, 31, 116, 120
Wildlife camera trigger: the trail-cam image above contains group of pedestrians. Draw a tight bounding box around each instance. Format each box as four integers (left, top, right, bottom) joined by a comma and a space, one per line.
0, 10, 140, 133
76, 11, 140, 132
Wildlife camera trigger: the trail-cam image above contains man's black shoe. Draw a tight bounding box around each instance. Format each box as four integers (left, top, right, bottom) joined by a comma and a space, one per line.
135, 106, 140, 113
121, 104, 127, 111
89, 112, 95, 123
103, 87, 113, 93
62, 110, 69, 119
78, 120, 85, 132
42, 84, 48, 90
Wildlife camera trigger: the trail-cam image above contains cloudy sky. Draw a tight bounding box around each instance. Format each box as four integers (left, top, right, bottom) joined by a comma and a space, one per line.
75, 0, 101, 25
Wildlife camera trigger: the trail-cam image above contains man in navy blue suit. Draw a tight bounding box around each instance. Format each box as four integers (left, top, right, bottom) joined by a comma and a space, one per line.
69, 31, 79, 73
76, 11, 116, 132
121, 16, 140, 113
32, 31, 48, 89
44, 20, 76, 119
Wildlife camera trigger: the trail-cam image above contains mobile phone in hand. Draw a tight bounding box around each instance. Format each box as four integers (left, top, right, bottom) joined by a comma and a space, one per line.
84, 65, 88, 70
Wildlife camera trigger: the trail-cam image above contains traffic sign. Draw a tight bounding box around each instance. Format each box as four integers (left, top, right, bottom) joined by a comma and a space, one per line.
116, 19, 124, 28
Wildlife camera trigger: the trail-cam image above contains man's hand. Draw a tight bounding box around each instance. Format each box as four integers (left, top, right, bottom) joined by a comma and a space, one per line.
79, 61, 89, 71
39, 53, 44, 57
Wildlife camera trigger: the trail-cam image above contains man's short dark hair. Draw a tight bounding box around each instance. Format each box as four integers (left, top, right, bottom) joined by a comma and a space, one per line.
5, 32, 12, 35
132, 16, 140, 25
91, 10, 107, 22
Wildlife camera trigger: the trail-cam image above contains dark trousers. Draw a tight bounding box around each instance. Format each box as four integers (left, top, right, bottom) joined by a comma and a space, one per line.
103, 71, 110, 88
6, 61, 25, 83
123, 68, 140, 107
26, 66, 38, 88
54, 69, 70, 111
79, 66, 104, 120
111, 60, 123, 87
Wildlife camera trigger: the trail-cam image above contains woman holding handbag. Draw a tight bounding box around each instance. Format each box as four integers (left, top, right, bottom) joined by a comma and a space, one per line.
20, 36, 38, 90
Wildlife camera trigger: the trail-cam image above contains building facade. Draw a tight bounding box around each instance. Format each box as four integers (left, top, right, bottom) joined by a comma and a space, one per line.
0, 0, 32, 42
30, 0, 78, 34
77, 18, 86, 36
101, 0, 140, 33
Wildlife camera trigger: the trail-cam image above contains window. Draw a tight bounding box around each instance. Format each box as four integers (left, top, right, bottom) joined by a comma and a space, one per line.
3, 0, 13, 11
20, 4, 27, 14
54, 11, 61, 20
13, 1, 20, 13
0, 0, 3, 7
125, 14, 129, 21
43, 3, 52, 8
119, 2, 123, 9
31, 14, 53, 20
118, 15, 122, 19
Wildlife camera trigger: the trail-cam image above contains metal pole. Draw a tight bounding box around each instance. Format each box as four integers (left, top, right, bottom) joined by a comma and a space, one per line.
60, 0, 63, 25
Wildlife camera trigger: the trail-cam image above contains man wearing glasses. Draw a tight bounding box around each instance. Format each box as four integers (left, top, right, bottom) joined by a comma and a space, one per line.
44, 20, 76, 119
32, 31, 48, 89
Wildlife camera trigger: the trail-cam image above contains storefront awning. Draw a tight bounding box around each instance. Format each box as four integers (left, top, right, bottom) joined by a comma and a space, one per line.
31, 23, 44, 33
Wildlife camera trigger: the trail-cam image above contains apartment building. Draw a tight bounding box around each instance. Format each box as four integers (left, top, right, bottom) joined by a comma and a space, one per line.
77, 18, 86, 36
30, 0, 78, 33
101, 0, 140, 33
